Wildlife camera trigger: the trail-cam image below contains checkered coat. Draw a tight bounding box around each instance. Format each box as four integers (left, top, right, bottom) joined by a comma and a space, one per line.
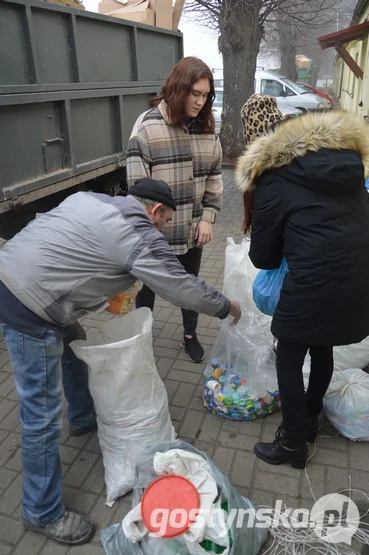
126, 100, 223, 255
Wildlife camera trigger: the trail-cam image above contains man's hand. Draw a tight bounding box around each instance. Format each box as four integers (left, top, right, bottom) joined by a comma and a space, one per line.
229, 300, 241, 325
195, 221, 213, 248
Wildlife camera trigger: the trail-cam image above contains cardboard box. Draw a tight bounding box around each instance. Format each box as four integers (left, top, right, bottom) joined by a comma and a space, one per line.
100, 0, 154, 13
154, 0, 172, 30
106, 2, 155, 26
295, 54, 313, 69
99, 0, 126, 14
50, 0, 85, 8
100, 0, 172, 30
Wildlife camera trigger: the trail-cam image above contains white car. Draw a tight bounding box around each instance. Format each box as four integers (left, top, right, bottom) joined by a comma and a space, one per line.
212, 68, 332, 117
281, 106, 304, 117
213, 89, 223, 133
254, 70, 331, 112
212, 90, 303, 134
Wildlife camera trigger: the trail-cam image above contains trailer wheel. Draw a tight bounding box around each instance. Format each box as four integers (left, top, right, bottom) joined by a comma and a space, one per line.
0, 210, 36, 240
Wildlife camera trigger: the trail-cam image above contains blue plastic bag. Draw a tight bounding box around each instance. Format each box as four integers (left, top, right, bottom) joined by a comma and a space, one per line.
365, 177, 369, 190
252, 258, 288, 316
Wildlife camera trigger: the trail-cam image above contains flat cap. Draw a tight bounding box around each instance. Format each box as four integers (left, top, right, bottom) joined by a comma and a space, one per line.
128, 178, 176, 211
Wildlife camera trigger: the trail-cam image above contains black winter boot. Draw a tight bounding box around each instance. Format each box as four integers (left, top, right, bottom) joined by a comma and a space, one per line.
254, 425, 308, 469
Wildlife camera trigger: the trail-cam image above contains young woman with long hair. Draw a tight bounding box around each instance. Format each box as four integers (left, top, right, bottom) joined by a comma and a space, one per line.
127, 57, 222, 363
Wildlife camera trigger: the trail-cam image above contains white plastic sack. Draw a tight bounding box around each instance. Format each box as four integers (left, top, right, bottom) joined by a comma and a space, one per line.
332, 337, 369, 370
100, 440, 268, 555
71, 308, 175, 506
323, 368, 369, 441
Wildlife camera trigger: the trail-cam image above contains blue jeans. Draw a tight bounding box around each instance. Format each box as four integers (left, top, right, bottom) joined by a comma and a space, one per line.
0, 322, 95, 525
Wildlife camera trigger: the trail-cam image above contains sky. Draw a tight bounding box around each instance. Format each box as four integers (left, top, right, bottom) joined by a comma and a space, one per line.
83, 0, 223, 69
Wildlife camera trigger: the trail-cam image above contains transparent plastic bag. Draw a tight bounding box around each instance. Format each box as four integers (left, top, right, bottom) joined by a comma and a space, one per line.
100, 440, 269, 555
323, 368, 369, 441
203, 239, 279, 421
222, 238, 261, 307
71, 308, 175, 506
252, 258, 288, 316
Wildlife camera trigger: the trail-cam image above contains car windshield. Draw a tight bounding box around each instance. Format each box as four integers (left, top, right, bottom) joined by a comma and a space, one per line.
281, 78, 306, 94
214, 90, 223, 107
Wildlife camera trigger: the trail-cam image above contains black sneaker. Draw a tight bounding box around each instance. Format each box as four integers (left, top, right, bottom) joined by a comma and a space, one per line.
183, 334, 205, 363
23, 510, 94, 545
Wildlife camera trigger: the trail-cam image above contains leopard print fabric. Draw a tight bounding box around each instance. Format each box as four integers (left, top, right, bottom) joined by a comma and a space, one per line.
241, 93, 283, 145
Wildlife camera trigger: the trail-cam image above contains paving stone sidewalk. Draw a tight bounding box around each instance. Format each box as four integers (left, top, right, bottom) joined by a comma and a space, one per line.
0, 169, 368, 554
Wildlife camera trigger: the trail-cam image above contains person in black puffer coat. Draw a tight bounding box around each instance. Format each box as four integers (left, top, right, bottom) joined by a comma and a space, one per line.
236, 110, 369, 469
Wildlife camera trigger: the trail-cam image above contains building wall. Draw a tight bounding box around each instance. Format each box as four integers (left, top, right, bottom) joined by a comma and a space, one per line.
336, 2, 369, 117
333, 58, 344, 98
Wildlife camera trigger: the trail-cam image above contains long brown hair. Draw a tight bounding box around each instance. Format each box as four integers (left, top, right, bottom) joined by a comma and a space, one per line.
242, 190, 254, 234
152, 57, 215, 134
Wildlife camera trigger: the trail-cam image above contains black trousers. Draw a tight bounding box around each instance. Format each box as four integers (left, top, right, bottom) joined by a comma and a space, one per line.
136, 247, 203, 336
276, 340, 334, 441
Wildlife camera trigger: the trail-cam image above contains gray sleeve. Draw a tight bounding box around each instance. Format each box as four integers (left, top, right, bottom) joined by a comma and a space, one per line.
126, 236, 230, 320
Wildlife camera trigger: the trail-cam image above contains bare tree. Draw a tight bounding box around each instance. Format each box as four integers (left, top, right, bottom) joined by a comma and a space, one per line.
184, 0, 342, 159
276, 2, 299, 80
262, 0, 356, 83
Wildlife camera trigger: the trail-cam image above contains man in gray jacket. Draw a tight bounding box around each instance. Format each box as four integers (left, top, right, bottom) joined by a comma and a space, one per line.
0, 178, 240, 546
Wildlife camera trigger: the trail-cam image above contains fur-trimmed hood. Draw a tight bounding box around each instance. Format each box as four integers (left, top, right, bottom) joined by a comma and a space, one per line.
236, 111, 369, 193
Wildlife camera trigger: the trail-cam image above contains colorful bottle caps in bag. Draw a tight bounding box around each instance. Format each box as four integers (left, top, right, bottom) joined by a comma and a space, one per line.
202, 363, 281, 421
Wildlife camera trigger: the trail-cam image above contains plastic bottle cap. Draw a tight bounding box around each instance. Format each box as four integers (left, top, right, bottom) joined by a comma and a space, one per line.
141, 475, 200, 538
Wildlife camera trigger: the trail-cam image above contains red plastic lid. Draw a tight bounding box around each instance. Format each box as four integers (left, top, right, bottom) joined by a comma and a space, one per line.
141, 475, 200, 538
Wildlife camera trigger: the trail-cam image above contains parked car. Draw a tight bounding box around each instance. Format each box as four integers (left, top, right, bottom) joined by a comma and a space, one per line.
212, 90, 302, 135
280, 106, 304, 117
255, 70, 332, 112
212, 70, 331, 114
296, 82, 335, 107
213, 89, 223, 133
